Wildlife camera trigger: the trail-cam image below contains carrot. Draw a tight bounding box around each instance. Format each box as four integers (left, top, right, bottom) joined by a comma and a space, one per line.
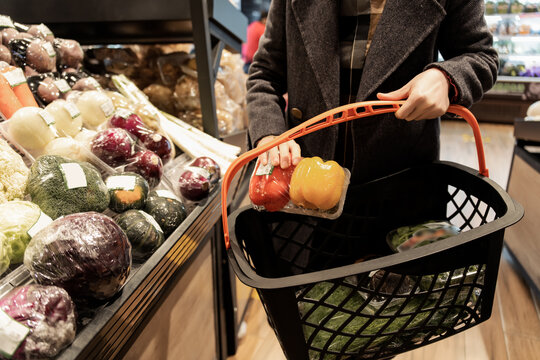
0, 74, 22, 119
0, 65, 39, 108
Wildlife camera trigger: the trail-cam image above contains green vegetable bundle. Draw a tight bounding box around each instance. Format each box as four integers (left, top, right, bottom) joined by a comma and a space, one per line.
0, 200, 41, 264
26, 155, 110, 219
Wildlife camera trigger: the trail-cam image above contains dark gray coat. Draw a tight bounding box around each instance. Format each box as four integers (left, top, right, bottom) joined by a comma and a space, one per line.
247, 0, 498, 183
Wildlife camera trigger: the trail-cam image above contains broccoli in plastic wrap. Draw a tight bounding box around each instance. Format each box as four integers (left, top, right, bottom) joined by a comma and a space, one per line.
0, 138, 30, 204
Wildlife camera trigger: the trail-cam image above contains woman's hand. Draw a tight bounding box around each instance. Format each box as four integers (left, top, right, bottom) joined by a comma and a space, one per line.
257, 135, 302, 169
376, 68, 451, 121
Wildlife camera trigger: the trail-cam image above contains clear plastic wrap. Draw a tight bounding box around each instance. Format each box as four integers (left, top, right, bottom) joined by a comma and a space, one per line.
175, 156, 221, 203
386, 221, 461, 253
26, 72, 71, 106
0, 137, 29, 204
25, 155, 110, 219
23, 212, 132, 301
0, 200, 43, 265
0, 284, 76, 360
0, 233, 8, 276
8, 37, 57, 76
53, 38, 84, 71
114, 209, 164, 262
249, 157, 351, 219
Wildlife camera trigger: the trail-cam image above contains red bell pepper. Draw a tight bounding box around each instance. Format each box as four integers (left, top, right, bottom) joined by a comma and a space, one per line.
249, 161, 295, 212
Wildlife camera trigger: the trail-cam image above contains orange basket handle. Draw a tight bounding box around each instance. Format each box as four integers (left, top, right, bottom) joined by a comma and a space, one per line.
221, 100, 488, 250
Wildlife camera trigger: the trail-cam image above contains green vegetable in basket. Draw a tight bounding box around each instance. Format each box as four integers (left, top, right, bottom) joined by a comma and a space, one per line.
386, 221, 460, 253
298, 270, 480, 360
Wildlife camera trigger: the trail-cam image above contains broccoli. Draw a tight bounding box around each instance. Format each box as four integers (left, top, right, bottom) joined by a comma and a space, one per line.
26, 155, 110, 219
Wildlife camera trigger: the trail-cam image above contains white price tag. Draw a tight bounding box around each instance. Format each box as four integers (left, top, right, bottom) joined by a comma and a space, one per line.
64, 102, 81, 119
139, 211, 163, 234
100, 98, 115, 117
60, 163, 87, 189
256, 162, 274, 176
54, 79, 71, 94
0, 16, 14, 29
186, 166, 211, 179
115, 108, 132, 119
27, 211, 53, 238
0, 309, 30, 358
37, 23, 52, 37
42, 42, 56, 58
155, 190, 180, 201
106, 175, 136, 191
39, 110, 55, 126
3, 68, 26, 88
87, 77, 101, 89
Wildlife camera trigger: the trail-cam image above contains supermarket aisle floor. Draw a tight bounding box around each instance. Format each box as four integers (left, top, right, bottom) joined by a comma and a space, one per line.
228, 121, 539, 360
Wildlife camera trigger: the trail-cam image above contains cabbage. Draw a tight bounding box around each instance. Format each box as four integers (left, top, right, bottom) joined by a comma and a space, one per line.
0, 200, 42, 264
0, 233, 9, 276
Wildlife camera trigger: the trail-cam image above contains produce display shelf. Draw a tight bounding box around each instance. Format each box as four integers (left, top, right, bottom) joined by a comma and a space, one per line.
1, 0, 246, 51
514, 118, 540, 143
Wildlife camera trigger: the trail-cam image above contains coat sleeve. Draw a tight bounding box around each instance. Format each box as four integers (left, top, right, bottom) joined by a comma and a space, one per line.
424, 0, 499, 107
246, 0, 288, 148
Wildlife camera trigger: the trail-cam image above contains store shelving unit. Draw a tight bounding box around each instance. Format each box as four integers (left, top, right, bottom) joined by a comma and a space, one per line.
1, 1, 247, 359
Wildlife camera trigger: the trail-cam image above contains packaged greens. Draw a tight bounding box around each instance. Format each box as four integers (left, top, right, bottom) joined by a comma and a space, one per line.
386, 221, 460, 252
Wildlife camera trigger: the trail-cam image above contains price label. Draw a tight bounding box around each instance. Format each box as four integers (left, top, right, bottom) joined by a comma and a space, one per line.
60, 163, 87, 189
115, 108, 132, 119
0, 16, 14, 29
87, 77, 101, 89
186, 166, 211, 180
0, 309, 30, 358
155, 190, 180, 201
256, 162, 274, 176
42, 42, 56, 58
38, 110, 55, 126
100, 98, 115, 117
64, 103, 81, 119
3, 68, 26, 88
139, 211, 163, 234
37, 23, 53, 37
54, 79, 71, 94
27, 211, 53, 238
106, 175, 136, 191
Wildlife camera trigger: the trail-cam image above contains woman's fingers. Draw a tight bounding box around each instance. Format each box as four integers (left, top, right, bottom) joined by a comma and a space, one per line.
290, 141, 302, 165
278, 143, 290, 168
256, 136, 302, 169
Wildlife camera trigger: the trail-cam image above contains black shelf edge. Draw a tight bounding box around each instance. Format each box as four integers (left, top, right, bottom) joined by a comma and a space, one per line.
514, 118, 540, 142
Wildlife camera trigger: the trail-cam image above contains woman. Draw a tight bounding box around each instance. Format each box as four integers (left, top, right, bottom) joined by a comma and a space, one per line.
247, 0, 498, 183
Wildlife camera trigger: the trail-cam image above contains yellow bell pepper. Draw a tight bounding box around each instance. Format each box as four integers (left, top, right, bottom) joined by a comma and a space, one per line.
289, 157, 345, 210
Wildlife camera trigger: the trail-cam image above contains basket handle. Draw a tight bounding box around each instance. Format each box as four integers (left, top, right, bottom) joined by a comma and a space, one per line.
221, 100, 488, 250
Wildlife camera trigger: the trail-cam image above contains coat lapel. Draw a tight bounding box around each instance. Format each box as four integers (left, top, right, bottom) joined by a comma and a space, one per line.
357, 0, 446, 101
291, 0, 340, 109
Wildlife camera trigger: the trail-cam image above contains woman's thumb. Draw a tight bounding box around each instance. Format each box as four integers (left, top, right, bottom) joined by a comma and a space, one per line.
377, 85, 410, 100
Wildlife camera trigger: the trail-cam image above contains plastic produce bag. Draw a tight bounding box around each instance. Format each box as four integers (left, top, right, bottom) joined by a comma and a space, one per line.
0, 200, 44, 264
0, 138, 29, 204
8, 37, 57, 76
176, 156, 221, 202
0, 233, 9, 276
249, 157, 351, 219
24, 212, 132, 301
0, 284, 76, 360
386, 221, 461, 252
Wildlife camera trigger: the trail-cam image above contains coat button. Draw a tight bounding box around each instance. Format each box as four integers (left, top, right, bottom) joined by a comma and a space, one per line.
291, 107, 303, 120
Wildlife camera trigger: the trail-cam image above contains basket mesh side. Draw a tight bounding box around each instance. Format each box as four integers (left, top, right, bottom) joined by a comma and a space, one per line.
296, 265, 485, 359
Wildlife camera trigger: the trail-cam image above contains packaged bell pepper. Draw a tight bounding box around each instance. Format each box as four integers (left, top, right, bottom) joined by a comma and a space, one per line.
249, 156, 350, 219
249, 160, 295, 212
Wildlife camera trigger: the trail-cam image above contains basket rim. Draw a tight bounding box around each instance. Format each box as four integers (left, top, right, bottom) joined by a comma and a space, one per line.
228, 161, 524, 289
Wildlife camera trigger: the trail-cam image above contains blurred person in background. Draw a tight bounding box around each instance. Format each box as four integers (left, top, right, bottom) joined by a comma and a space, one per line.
242, 11, 268, 73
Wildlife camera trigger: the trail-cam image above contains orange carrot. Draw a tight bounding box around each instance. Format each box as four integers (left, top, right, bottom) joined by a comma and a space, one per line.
0, 66, 39, 108
0, 74, 22, 119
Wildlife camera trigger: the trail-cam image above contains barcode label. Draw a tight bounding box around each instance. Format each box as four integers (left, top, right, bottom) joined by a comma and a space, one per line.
54, 79, 71, 93
42, 42, 56, 57
115, 108, 132, 119
37, 23, 53, 37
27, 211, 53, 238
39, 110, 55, 126
155, 190, 180, 201
60, 163, 87, 189
0, 309, 30, 358
64, 103, 81, 119
256, 162, 273, 176
3, 68, 26, 87
139, 211, 163, 234
106, 175, 136, 191
100, 98, 115, 117
0, 16, 14, 29
186, 166, 211, 179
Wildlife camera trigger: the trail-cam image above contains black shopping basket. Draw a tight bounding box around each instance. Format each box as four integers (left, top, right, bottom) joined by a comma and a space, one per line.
220, 101, 523, 360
